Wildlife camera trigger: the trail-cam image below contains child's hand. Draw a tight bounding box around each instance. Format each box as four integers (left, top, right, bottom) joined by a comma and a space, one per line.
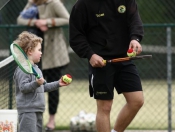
36, 77, 45, 85
58, 77, 71, 86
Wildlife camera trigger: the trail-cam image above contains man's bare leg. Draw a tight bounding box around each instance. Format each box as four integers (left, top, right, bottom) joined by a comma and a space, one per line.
113, 91, 144, 132
96, 99, 113, 132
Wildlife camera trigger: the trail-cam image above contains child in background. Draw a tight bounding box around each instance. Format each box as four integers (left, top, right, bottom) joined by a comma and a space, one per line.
13, 31, 70, 132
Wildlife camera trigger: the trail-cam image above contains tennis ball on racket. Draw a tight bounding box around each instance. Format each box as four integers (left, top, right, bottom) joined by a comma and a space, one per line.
127, 49, 136, 57
62, 74, 72, 84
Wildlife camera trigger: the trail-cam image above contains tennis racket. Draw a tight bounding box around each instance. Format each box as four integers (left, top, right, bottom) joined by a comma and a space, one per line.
103, 55, 152, 63
10, 43, 46, 84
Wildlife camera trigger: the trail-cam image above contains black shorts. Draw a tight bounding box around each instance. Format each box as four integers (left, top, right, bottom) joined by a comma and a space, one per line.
89, 61, 142, 100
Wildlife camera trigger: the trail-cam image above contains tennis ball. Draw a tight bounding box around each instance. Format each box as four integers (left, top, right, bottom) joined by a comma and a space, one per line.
127, 49, 136, 57
62, 74, 72, 84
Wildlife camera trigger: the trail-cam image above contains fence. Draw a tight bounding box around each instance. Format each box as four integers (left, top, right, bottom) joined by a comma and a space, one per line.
0, 24, 175, 131
0, 0, 175, 24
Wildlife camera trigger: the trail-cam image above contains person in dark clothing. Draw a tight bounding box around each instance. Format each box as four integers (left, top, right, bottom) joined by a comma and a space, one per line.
69, 0, 144, 132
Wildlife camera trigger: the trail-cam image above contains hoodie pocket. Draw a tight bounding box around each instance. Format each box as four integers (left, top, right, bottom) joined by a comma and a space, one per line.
31, 93, 45, 107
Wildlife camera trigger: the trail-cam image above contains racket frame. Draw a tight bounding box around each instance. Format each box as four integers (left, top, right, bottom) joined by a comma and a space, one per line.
10, 43, 40, 79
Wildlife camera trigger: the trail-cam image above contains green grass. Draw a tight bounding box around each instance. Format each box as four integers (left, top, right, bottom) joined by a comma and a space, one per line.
43, 79, 175, 130
0, 79, 174, 130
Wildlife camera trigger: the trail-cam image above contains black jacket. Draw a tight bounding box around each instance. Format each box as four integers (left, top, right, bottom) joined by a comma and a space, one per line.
69, 0, 144, 60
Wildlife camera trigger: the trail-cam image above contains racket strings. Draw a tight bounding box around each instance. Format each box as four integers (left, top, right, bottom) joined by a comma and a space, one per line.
13, 46, 32, 73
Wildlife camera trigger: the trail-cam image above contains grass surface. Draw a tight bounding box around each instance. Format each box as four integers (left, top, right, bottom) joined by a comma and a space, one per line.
43, 79, 175, 130
0, 79, 174, 130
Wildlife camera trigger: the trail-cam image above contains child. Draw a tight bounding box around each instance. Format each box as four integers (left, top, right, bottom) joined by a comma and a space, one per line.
13, 31, 70, 132
17, 1, 70, 129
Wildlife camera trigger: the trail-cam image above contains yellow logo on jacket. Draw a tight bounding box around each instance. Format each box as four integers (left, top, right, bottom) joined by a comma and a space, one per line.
118, 5, 126, 13
96, 13, 105, 17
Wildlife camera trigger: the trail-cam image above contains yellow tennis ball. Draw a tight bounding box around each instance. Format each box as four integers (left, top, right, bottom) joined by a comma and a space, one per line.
127, 49, 136, 57
62, 74, 72, 84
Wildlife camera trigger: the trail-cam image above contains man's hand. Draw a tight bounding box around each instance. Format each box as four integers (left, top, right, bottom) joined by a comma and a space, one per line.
89, 54, 105, 67
129, 40, 142, 55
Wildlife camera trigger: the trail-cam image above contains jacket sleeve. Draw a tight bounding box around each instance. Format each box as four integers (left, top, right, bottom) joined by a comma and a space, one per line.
17, 1, 37, 26
69, 3, 95, 60
14, 68, 40, 93
126, 0, 144, 42
46, 1, 69, 27
43, 81, 60, 92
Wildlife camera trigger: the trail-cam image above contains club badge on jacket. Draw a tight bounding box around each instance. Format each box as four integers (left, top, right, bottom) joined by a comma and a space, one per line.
118, 5, 126, 13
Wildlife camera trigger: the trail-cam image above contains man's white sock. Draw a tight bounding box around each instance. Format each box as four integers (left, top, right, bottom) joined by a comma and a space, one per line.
111, 129, 117, 132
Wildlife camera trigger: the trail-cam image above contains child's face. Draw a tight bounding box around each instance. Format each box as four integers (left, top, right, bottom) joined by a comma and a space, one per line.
30, 43, 42, 64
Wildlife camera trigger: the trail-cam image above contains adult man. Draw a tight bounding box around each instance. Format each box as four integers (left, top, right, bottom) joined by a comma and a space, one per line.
69, 0, 144, 132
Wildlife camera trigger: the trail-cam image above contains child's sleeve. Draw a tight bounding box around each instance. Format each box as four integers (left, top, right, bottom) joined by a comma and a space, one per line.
43, 81, 60, 92
15, 68, 40, 93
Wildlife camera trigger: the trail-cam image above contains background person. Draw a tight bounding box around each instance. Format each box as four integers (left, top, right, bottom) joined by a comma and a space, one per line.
18, 2, 44, 69
17, 0, 70, 131
69, 0, 144, 132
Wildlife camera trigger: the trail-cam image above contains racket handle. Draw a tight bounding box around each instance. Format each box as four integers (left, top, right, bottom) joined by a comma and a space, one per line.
43, 80, 47, 85
36, 76, 47, 85
102, 60, 106, 64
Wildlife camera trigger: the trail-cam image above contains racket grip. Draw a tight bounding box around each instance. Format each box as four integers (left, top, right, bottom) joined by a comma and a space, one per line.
103, 60, 106, 64
37, 76, 47, 85
43, 80, 47, 85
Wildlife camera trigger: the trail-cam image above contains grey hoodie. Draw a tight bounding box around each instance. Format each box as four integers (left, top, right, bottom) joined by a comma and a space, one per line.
13, 64, 60, 114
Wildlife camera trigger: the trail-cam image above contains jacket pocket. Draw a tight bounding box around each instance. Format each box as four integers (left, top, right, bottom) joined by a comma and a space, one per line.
31, 93, 45, 107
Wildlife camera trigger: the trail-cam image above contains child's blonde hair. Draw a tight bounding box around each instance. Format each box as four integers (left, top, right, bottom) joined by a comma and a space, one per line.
13, 31, 43, 53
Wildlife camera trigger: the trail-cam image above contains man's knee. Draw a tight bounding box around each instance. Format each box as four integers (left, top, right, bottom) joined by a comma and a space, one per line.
136, 98, 144, 108
124, 91, 144, 109
130, 97, 144, 109
97, 100, 113, 114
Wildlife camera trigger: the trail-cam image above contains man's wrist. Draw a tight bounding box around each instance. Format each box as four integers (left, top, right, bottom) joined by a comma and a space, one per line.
134, 38, 140, 42
131, 36, 141, 43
